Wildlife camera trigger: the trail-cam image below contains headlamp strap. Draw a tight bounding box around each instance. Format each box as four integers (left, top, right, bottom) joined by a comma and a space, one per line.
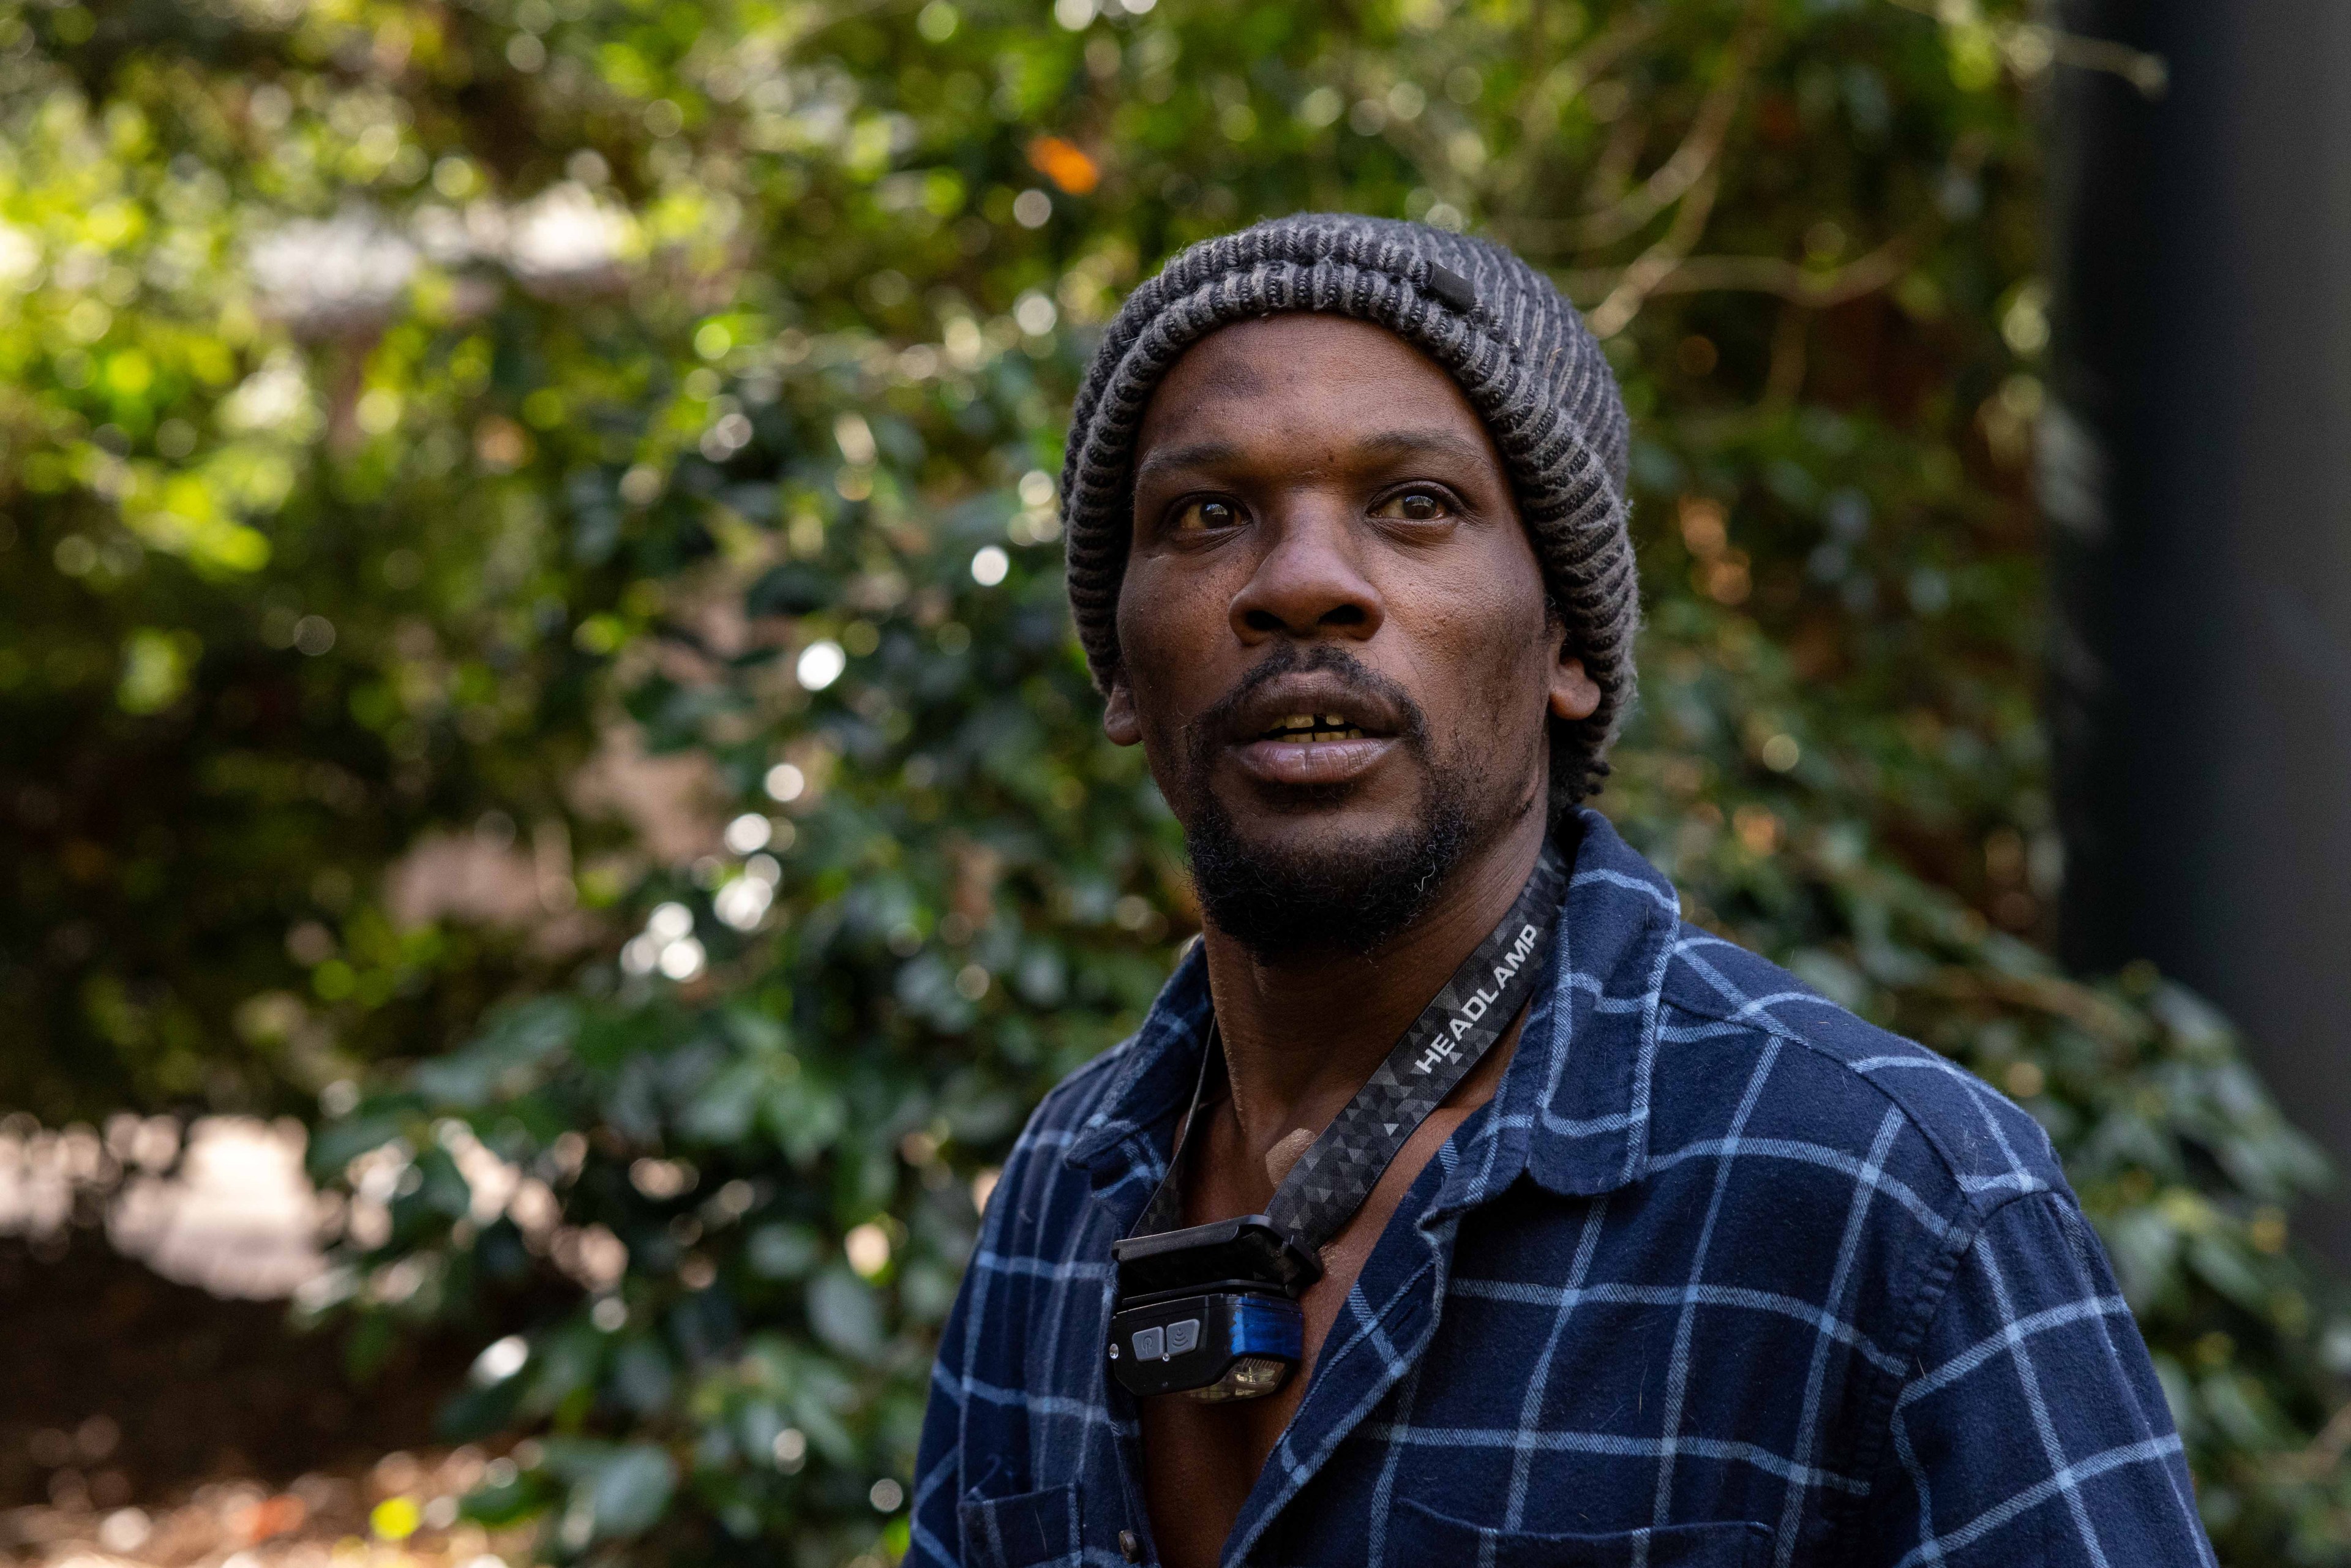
1129, 841, 1568, 1258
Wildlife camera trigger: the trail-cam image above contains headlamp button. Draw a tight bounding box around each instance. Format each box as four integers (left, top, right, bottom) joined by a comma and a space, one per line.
1166, 1318, 1201, 1354
1131, 1326, 1165, 1361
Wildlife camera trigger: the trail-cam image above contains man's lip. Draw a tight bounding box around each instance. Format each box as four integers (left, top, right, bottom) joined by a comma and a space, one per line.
1224, 673, 1404, 746
1229, 735, 1400, 787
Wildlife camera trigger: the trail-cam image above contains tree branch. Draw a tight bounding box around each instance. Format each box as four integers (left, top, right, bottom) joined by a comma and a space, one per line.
1513, 7, 1659, 154
1584, 160, 1722, 337
1554, 14, 1763, 249
1558, 230, 1920, 318
1882, 0, 2168, 99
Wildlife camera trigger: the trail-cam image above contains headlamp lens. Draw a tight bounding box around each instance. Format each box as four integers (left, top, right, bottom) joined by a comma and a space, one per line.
1183, 1354, 1292, 1403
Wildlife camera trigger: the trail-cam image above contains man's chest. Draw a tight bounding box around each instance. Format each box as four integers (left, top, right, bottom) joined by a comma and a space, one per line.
1131, 1093, 1488, 1568
983, 1166, 1908, 1568
1246, 1184, 1902, 1565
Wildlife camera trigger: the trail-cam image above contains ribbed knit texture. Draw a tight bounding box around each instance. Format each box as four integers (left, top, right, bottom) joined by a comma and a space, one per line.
1061, 213, 1637, 805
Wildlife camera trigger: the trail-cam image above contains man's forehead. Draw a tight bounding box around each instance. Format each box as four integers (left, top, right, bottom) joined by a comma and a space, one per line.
1159, 312, 1431, 384
1164, 345, 1269, 402
1138, 313, 1479, 454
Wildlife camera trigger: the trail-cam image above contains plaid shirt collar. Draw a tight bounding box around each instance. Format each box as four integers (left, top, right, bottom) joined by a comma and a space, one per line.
1058, 808, 1677, 1218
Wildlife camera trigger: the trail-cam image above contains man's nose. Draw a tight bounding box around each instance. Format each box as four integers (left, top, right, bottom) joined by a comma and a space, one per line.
1227, 503, 1385, 645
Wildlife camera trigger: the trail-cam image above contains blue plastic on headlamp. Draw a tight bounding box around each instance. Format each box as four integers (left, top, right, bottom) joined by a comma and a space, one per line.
1107, 1286, 1304, 1402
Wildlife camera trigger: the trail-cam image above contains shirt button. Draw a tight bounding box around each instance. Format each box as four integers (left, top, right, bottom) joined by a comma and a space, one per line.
1119, 1528, 1143, 1562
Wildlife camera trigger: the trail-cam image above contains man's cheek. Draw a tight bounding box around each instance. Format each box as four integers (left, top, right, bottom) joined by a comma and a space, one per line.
1455, 621, 1551, 768
1125, 680, 1199, 813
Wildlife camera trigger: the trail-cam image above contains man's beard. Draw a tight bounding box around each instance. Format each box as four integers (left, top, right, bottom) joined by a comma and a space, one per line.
1177, 647, 1483, 963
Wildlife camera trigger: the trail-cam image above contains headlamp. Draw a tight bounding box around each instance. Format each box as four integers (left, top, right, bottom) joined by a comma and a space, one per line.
1107, 1216, 1317, 1401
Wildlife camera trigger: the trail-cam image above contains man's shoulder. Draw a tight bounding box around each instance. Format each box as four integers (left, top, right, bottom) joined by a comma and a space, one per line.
982, 1033, 1152, 1207
1022, 1032, 1146, 1141
1650, 922, 2066, 1225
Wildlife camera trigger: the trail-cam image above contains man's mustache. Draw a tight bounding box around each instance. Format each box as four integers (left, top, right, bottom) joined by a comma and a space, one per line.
1180, 644, 1430, 767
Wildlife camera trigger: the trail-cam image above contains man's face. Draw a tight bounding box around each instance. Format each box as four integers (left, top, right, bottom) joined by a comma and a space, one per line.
1106, 314, 1599, 959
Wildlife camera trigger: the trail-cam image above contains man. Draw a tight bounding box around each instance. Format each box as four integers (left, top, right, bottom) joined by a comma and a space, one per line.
912, 215, 2212, 1568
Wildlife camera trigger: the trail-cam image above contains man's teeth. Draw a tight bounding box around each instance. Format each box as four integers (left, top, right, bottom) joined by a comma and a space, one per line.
1268, 713, 1367, 743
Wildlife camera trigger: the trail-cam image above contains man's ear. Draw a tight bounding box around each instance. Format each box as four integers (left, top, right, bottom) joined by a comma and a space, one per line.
1550, 653, 1602, 724
1103, 673, 1142, 746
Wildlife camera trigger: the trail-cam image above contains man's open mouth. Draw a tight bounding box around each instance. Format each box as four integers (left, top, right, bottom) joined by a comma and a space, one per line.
1260, 713, 1372, 744
1210, 667, 1414, 787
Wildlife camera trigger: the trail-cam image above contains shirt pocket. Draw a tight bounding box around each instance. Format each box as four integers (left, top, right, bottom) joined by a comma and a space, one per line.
958, 1480, 1084, 1568
1393, 1499, 1774, 1567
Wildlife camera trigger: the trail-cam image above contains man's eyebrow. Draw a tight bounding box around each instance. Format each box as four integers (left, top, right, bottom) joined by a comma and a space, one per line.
1133, 429, 1490, 486
1133, 440, 1242, 486
1354, 429, 1493, 465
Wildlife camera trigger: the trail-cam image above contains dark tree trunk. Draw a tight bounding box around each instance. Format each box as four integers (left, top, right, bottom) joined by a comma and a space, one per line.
2049, 1, 2351, 1261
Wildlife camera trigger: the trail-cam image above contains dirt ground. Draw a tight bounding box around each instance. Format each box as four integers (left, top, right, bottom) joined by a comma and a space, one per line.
5, 1450, 532, 1568
0, 1231, 513, 1568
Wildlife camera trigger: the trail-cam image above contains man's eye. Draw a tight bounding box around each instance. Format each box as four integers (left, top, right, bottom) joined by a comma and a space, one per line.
1172, 498, 1243, 532
1371, 489, 1450, 522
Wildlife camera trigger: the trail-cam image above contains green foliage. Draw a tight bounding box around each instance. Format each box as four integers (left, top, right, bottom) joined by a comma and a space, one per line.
4, 0, 2347, 1561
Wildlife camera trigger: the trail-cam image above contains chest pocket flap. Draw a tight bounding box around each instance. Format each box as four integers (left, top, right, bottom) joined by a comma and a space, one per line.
1395, 1499, 1774, 1567
959, 1480, 1084, 1568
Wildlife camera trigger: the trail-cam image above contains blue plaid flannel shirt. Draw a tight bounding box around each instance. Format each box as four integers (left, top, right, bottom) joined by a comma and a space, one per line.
913, 811, 2214, 1568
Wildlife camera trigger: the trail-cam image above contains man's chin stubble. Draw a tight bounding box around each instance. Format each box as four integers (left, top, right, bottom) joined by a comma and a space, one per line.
1182, 781, 1476, 964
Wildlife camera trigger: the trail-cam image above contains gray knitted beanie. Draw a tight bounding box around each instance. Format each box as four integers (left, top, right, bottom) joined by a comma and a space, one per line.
1060, 212, 1638, 806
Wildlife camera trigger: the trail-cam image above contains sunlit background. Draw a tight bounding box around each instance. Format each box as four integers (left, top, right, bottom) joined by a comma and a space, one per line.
4, 0, 2349, 1564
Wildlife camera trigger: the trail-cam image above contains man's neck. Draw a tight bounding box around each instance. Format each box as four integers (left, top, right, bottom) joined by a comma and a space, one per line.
1196, 805, 1554, 1187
